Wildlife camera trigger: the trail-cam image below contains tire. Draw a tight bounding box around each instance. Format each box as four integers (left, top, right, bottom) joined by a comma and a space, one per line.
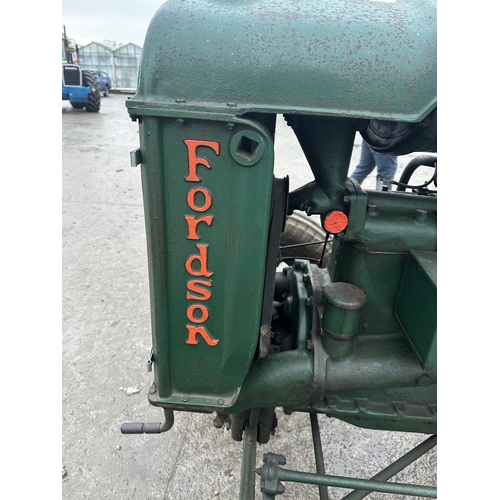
279, 211, 332, 268
103, 85, 109, 97
82, 70, 101, 112
70, 102, 85, 109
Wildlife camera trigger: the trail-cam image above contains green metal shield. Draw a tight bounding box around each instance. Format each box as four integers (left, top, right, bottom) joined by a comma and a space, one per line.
136, 115, 275, 409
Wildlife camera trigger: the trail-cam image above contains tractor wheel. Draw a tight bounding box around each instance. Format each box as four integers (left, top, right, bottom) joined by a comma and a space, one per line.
82, 70, 101, 113
103, 85, 110, 97
279, 211, 332, 268
70, 102, 85, 109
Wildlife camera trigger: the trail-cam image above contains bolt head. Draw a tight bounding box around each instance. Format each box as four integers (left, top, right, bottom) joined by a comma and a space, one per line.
417, 374, 432, 386
213, 417, 225, 429
414, 209, 428, 220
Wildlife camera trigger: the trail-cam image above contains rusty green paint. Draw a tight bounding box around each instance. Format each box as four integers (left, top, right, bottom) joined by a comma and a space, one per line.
126, 0, 436, 122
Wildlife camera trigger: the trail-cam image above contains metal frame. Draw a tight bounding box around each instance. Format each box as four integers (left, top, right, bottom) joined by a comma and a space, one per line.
239, 413, 437, 499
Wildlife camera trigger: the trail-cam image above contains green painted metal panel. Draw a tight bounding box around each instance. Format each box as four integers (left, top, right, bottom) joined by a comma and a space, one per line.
126, 0, 436, 122
138, 116, 275, 408
395, 250, 437, 371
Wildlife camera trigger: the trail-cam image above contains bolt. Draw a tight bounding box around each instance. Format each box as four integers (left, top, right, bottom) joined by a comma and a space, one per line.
299, 202, 312, 215
417, 374, 432, 386
367, 204, 378, 215
213, 416, 225, 429
305, 297, 312, 307
302, 274, 310, 283
414, 209, 428, 221
182, 395, 190, 402
343, 195, 350, 204
226, 122, 235, 129
175, 98, 185, 103
149, 383, 157, 394
177, 118, 185, 125
217, 399, 225, 405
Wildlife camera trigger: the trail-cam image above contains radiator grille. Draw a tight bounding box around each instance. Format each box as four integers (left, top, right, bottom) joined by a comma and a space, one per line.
63, 65, 81, 86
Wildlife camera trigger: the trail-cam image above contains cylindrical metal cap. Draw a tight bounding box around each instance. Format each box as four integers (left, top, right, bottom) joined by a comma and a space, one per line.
323, 282, 366, 311
322, 283, 366, 340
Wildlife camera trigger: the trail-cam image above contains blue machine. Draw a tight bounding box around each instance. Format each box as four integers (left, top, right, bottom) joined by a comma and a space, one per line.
62, 27, 100, 113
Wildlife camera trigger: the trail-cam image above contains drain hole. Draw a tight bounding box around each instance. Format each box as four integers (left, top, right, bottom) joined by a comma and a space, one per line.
236, 135, 259, 161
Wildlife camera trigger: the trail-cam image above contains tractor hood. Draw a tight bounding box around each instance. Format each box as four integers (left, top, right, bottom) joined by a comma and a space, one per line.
127, 0, 436, 123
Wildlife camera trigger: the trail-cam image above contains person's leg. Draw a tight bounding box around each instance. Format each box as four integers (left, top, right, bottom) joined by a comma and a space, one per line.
350, 141, 376, 186
374, 153, 398, 190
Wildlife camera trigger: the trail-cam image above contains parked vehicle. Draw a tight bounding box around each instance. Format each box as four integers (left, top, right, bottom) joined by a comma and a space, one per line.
62, 27, 100, 113
93, 70, 113, 97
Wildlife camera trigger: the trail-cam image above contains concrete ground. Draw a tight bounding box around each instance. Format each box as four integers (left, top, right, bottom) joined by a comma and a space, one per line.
62, 93, 436, 499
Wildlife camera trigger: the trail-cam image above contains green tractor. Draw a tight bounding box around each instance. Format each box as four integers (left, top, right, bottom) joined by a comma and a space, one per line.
61, 26, 100, 113
121, 0, 437, 498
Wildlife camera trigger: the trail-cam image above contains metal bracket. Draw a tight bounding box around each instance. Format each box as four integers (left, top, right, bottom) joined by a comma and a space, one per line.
256, 453, 287, 497
130, 148, 143, 167
146, 347, 154, 372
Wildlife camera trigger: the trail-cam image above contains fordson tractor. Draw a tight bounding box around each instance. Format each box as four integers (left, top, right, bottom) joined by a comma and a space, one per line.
121, 0, 437, 498
62, 27, 100, 113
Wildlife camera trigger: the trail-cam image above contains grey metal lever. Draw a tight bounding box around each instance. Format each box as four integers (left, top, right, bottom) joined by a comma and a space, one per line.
121, 408, 174, 434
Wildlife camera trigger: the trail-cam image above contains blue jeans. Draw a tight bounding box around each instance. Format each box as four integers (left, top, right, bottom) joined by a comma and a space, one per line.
350, 141, 398, 190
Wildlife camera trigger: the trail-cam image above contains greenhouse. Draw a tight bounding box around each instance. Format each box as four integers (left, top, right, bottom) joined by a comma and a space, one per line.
78, 42, 142, 91
112, 44, 143, 90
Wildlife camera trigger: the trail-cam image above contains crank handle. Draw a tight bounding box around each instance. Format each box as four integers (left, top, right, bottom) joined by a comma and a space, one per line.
121, 408, 174, 434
